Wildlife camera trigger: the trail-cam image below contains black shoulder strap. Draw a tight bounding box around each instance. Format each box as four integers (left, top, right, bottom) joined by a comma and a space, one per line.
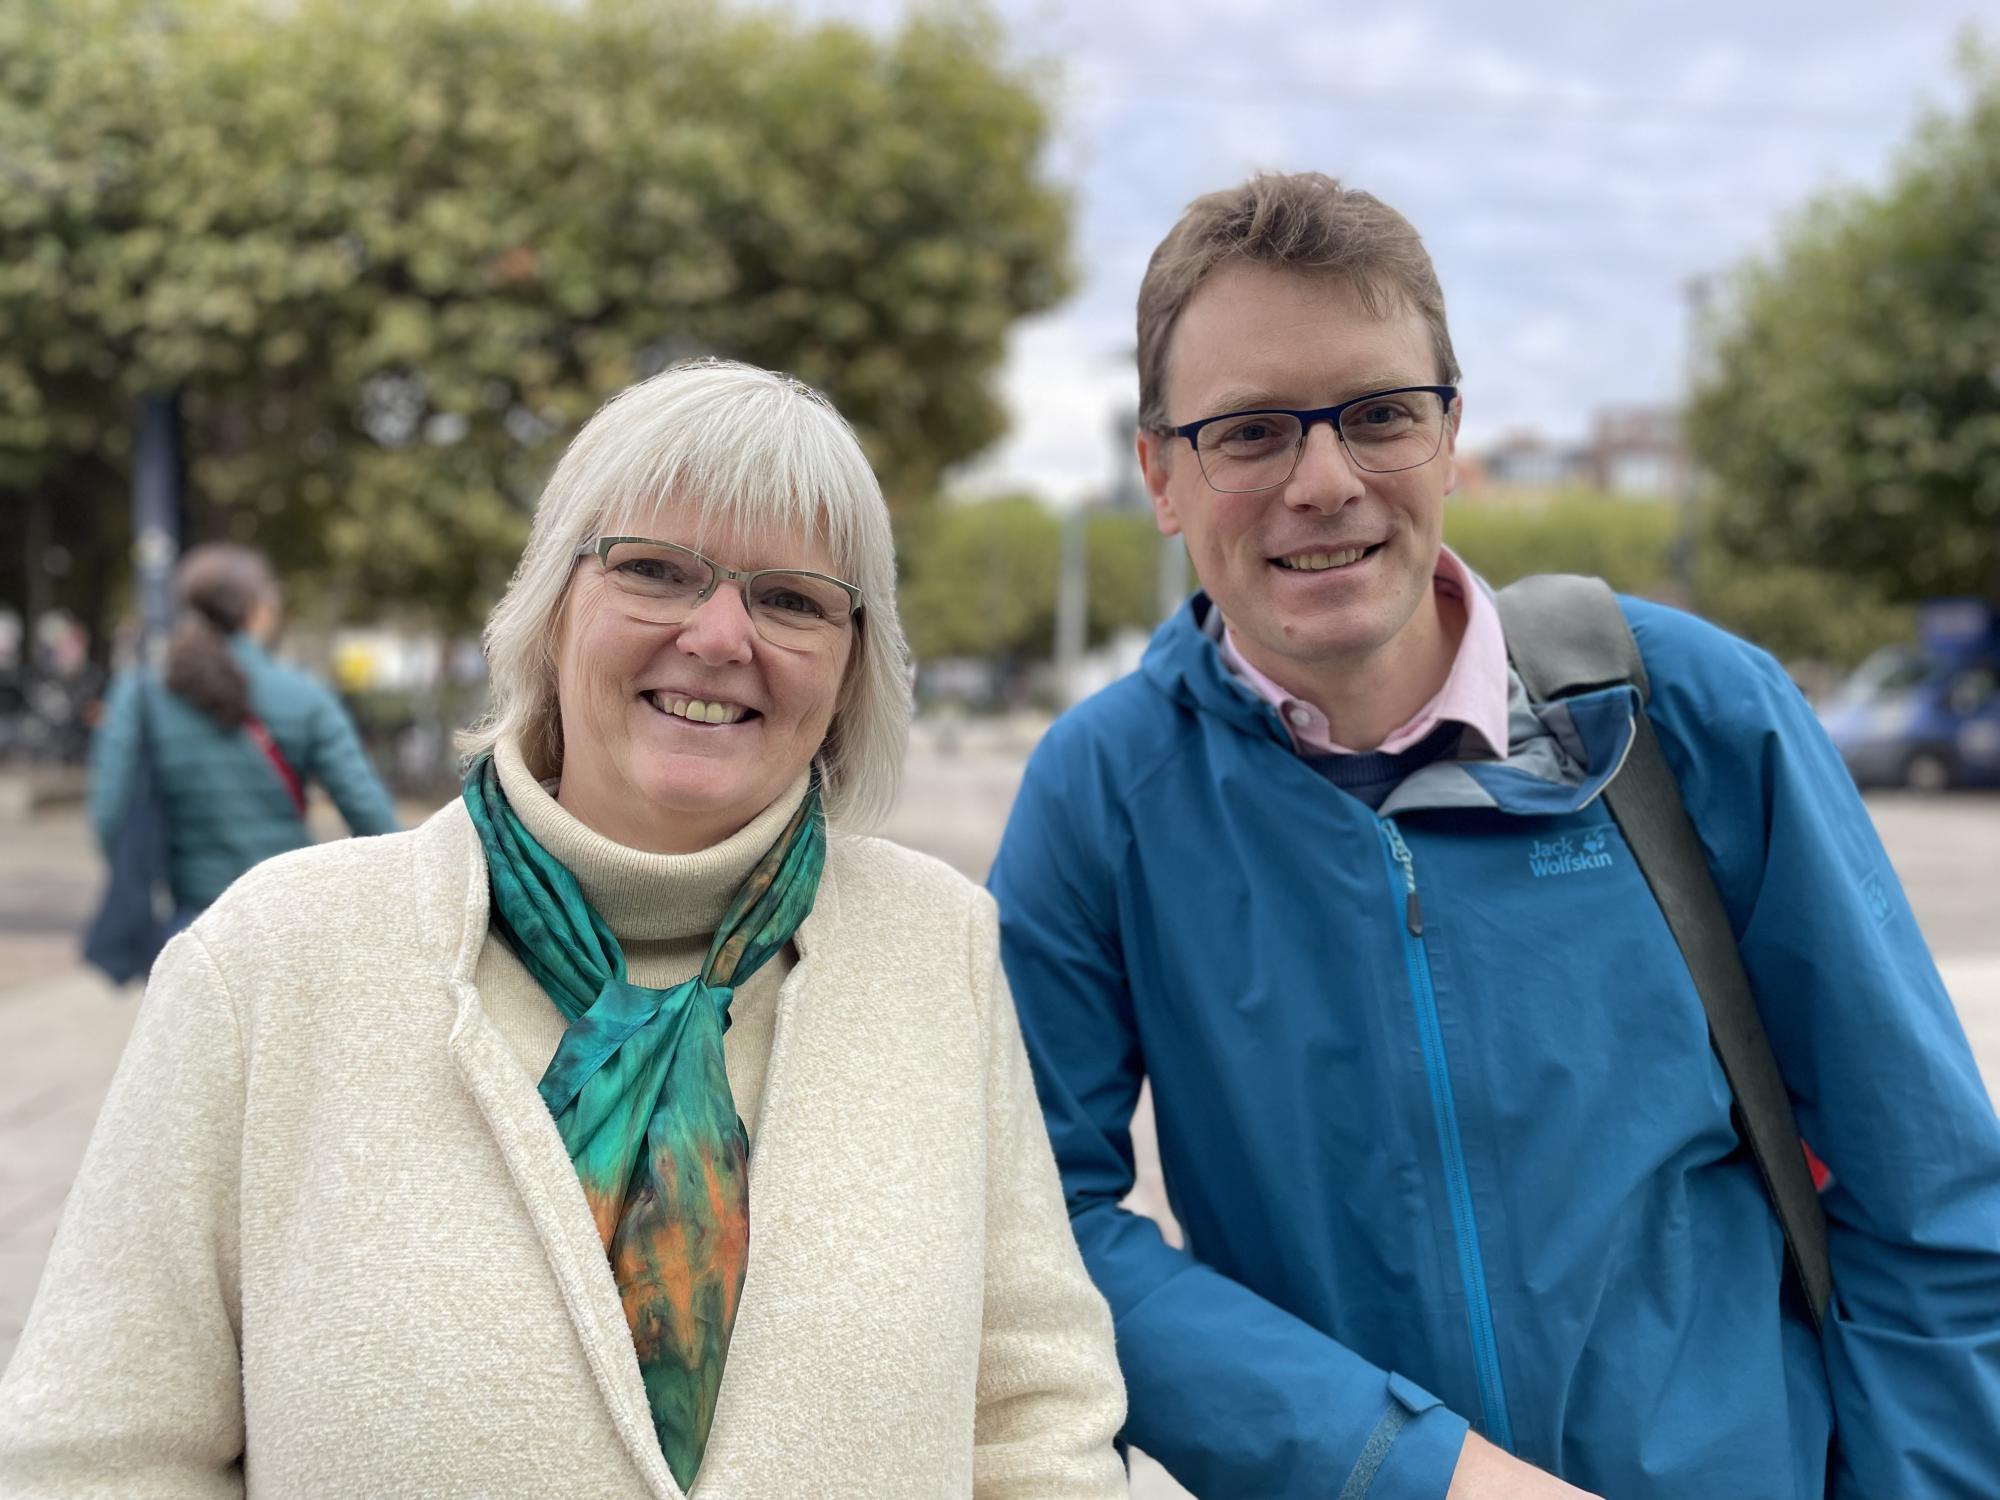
1495, 573, 1834, 1331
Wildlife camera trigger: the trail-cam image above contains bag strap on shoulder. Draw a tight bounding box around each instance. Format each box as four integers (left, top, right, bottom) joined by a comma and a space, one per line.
243, 716, 308, 819
1495, 573, 1834, 1332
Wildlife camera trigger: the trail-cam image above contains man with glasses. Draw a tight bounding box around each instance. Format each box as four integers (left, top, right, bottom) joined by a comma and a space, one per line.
989, 172, 2000, 1498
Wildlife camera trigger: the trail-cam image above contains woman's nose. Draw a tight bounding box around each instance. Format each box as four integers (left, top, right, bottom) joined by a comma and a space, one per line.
674, 583, 758, 664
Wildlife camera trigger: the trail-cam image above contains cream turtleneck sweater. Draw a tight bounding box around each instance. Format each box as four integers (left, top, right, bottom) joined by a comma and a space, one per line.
1, 740, 1128, 1498
476, 739, 805, 1139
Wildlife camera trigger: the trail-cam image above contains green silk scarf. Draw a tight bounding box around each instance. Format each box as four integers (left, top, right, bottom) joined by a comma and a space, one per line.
462, 755, 824, 1490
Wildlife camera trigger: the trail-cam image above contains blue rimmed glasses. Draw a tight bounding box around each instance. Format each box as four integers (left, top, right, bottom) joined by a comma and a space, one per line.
1164, 385, 1459, 493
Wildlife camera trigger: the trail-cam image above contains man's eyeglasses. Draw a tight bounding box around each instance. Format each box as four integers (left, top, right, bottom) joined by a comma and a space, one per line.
573, 536, 864, 650
1162, 385, 1458, 493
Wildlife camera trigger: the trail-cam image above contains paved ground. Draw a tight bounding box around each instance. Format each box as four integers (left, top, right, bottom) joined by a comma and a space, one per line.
2, 735, 1995, 1500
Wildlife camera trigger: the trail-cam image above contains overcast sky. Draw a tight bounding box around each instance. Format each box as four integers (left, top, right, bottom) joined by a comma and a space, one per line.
798, 0, 1992, 504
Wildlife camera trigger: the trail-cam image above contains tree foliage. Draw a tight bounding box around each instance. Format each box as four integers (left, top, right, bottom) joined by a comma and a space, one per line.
1688, 38, 2000, 603
0, 0, 1071, 633
1447, 493, 1911, 670
1446, 492, 1680, 597
892, 490, 1906, 682
896, 497, 1164, 664
887, 488, 1905, 686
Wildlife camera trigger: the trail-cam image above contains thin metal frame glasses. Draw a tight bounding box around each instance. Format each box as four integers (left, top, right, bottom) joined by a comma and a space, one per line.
574, 535, 864, 649
1166, 385, 1459, 493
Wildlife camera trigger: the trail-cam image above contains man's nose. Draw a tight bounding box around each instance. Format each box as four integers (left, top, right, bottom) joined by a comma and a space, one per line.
1284, 419, 1365, 509
675, 582, 758, 664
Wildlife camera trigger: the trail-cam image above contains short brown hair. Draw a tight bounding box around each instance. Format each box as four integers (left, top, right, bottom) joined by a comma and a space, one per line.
1136, 172, 1459, 431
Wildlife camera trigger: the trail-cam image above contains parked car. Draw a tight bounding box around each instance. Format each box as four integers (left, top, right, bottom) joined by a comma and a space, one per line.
1819, 601, 2000, 791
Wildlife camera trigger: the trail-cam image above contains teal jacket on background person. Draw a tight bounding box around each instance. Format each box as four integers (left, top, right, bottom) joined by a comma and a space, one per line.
88, 636, 400, 912
990, 590, 2000, 1500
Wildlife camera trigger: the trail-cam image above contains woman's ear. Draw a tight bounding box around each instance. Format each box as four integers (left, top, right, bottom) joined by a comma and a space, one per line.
249, 595, 283, 643
819, 620, 868, 771
842, 615, 867, 687
824, 606, 866, 711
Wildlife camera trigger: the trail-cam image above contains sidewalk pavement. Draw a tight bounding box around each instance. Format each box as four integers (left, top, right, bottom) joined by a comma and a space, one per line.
0, 958, 134, 1358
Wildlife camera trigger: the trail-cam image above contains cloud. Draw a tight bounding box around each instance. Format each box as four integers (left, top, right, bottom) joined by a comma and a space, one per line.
796, 0, 1987, 485
950, 311, 1139, 506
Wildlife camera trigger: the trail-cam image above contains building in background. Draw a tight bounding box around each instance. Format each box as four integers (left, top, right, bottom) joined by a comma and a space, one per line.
1590, 405, 1686, 498
1463, 404, 1688, 500
1473, 429, 1595, 493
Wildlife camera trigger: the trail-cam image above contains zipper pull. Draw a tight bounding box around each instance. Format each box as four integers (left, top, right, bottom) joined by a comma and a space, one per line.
1384, 822, 1424, 937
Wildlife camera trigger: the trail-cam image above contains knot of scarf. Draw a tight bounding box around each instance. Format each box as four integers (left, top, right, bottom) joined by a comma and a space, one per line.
463, 755, 824, 1490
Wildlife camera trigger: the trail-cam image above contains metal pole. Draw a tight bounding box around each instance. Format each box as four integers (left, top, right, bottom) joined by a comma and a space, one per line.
20, 490, 51, 702
1054, 504, 1088, 705
132, 390, 183, 665
1675, 277, 1712, 612
1156, 532, 1188, 623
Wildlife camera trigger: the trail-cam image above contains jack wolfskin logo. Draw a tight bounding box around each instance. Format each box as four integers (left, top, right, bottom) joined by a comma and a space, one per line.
1529, 830, 1615, 878
1860, 869, 1893, 926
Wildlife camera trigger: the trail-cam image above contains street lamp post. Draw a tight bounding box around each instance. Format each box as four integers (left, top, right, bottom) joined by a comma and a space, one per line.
1054, 503, 1088, 705
1049, 403, 1196, 706
1156, 531, 1187, 625
1675, 275, 1714, 611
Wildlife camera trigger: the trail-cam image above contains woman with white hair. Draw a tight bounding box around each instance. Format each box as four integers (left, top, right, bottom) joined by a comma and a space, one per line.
0, 360, 1127, 1499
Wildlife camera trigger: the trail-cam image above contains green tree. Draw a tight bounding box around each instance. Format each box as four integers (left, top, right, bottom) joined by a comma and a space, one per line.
1445, 492, 1680, 596
898, 496, 1060, 662
897, 497, 1164, 666
1688, 38, 2000, 604
0, 0, 1071, 637
1083, 511, 1165, 643
1447, 493, 1910, 668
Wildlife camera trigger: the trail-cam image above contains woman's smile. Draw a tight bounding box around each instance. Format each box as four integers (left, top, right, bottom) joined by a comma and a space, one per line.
639, 689, 760, 727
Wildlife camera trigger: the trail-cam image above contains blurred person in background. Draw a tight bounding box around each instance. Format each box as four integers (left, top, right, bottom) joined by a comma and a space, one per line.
991, 172, 2000, 1499
84, 541, 399, 932
0, 361, 1125, 1499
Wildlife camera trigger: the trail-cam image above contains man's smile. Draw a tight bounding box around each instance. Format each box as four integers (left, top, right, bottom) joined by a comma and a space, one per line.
1272, 542, 1386, 573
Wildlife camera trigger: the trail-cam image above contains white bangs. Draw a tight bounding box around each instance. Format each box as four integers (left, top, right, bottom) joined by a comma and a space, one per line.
577, 371, 878, 584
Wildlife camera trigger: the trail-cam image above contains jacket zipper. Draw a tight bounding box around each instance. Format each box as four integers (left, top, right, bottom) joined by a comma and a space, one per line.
1380, 819, 1515, 1452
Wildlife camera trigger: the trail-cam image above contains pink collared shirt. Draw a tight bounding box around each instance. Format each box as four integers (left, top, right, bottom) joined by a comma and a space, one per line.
1219, 545, 1511, 757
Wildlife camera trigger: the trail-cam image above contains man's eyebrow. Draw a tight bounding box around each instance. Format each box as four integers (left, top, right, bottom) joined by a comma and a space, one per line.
1196, 387, 1286, 416
1191, 375, 1428, 418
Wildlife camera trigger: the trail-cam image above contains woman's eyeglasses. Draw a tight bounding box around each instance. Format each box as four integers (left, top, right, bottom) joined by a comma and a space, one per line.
575, 536, 863, 650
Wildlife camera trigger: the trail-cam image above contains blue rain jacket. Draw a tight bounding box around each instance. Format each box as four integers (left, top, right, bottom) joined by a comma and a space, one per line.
990, 590, 2000, 1500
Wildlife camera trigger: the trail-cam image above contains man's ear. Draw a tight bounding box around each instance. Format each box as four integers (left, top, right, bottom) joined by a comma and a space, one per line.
1442, 393, 1465, 497
1137, 428, 1184, 538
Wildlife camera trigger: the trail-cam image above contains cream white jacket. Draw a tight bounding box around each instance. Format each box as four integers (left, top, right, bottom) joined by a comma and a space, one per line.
0, 800, 1126, 1498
